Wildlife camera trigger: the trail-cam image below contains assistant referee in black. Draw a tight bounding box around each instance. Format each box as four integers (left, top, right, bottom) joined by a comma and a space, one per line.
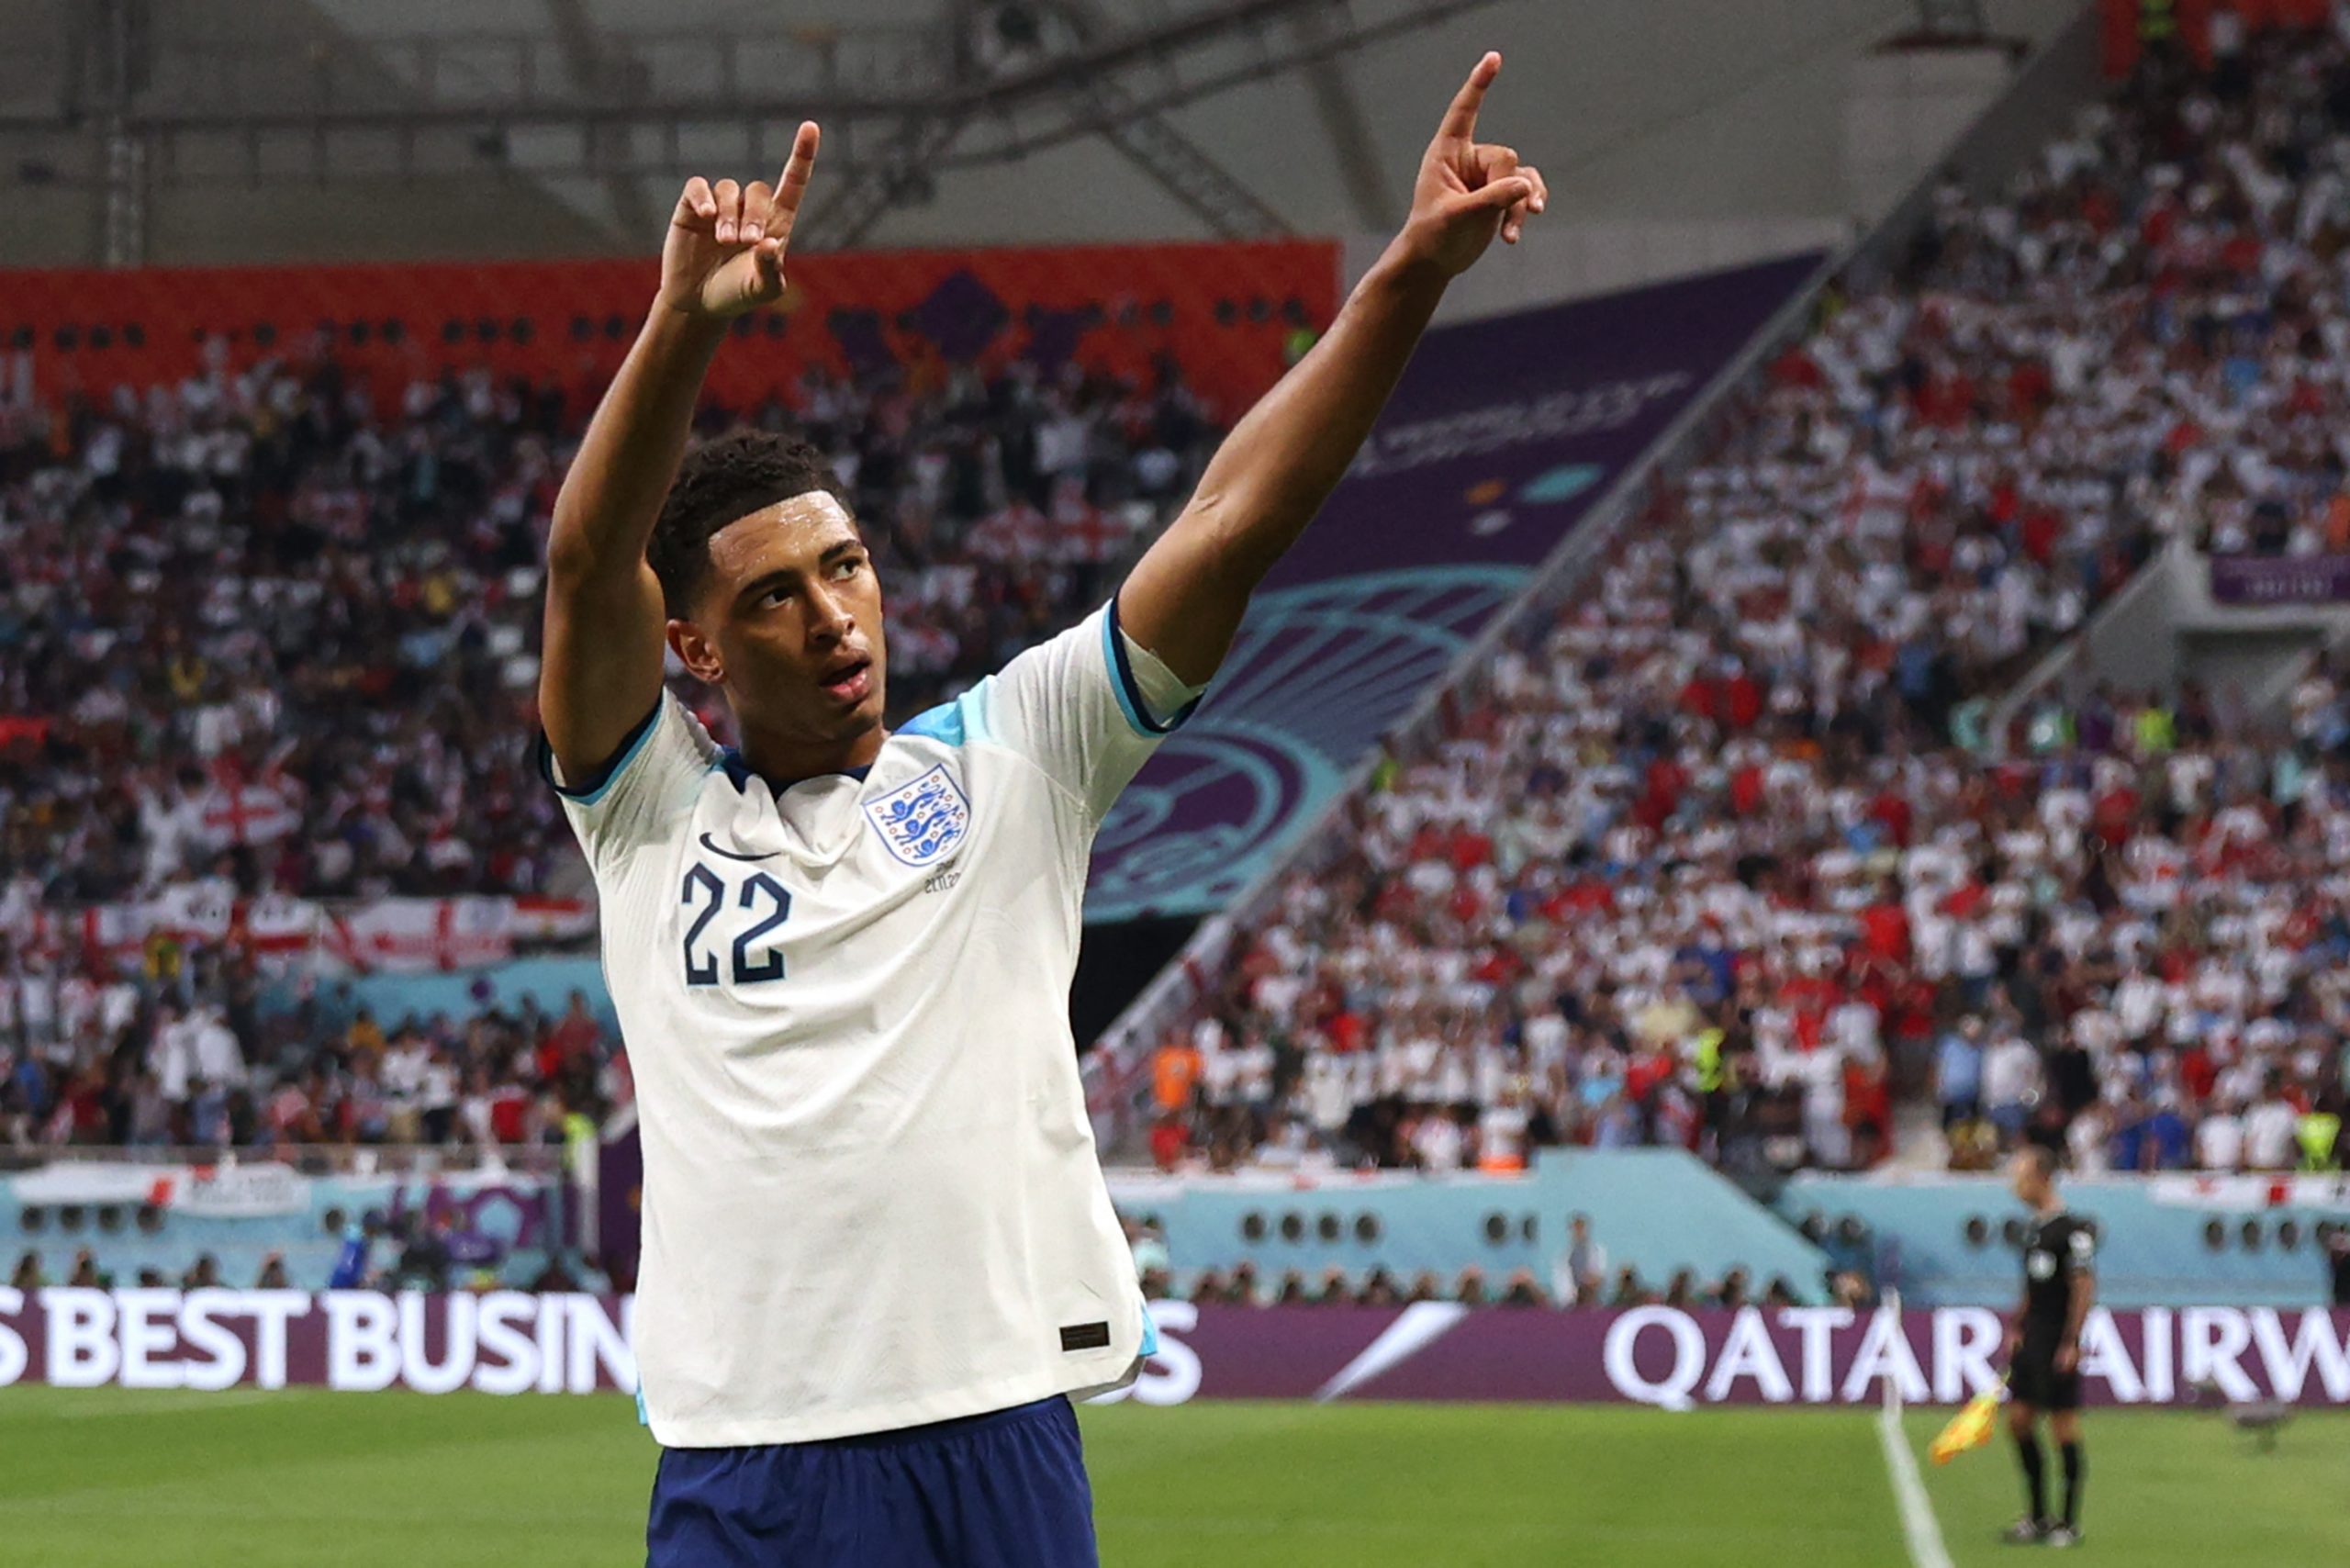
2002, 1146, 2094, 1548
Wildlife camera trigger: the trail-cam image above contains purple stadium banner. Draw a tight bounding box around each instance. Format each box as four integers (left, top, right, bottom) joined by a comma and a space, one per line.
598, 1122, 643, 1291
4, 1294, 2344, 1408
2209, 554, 2350, 604
1103, 1303, 2350, 1409
0, 1289, 635, 1394
1257, 254, 1819, 591
1082, 253, 1825, 922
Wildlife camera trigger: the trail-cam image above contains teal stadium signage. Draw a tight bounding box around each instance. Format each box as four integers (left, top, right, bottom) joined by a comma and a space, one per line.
1083, 253, 1824, 922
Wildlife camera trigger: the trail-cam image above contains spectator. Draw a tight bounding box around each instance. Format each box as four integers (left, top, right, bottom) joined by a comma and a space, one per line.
1936, 1017, 1986, 1128
1226, 1261, 1259, 1306
1150, 1029, 1202, 1122
1662, 1270, 1697, 1311
1551, 1213, 1608, 1308
2195, 1096, 2247, 1171
393, 1212, 453, 1293
329, 1215, 376, 1290
419, 1047, 460, 1145
1411, 1107, 1466, 1173
2067, 1100, 2113, 1175
2244, 1084, 2302, 1171
1830, 1271, 1874, 1310
1715, 1267, 1751, 1310
1983, 1030, 2042, 1149
188, 1077, 231, 1148
2300, 1092, 2343, 1171
526, 1254, 583, 1294
1147, 1113, 1188, 1172
1113, 1219, 1169, 1301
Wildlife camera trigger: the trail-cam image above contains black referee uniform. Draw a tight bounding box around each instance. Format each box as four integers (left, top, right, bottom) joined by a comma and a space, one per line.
2012, 1211, 2094, 1411
2005, 1206, 2093, 1545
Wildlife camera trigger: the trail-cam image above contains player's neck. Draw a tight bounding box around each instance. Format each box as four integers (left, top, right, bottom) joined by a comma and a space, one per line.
739, 724, 890, 790
2034, 1194, 2065, 1219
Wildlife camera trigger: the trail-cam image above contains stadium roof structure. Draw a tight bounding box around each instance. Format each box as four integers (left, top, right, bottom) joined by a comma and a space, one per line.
0, 0, 2055, 267
2, 0, 1506, 263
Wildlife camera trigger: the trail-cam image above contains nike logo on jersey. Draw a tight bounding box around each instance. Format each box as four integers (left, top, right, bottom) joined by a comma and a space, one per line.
697, 832, 778, 863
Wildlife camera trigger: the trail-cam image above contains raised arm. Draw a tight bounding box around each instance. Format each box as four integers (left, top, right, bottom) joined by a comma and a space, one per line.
1118, 53, 1546, 684
539, 123, 820, 782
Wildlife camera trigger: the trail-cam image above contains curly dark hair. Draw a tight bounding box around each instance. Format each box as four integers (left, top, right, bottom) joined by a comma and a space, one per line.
646, 430, 844, 617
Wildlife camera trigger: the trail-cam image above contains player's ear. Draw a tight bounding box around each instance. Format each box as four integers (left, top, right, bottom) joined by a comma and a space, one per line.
667, 619, 723, 685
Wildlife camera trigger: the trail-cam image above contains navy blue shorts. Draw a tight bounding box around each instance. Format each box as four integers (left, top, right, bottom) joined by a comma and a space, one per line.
646, 1396, 1097, 1567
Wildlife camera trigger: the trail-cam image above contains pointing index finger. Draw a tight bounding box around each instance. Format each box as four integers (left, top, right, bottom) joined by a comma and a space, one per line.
1438, 51, 1502, 143
766, 121, 822, 241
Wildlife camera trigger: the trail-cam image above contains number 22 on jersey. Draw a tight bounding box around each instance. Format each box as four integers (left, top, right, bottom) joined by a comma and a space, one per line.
680, 862, 791, 987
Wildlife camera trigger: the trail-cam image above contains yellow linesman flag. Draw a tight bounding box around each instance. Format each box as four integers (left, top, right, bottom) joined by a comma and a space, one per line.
1930, 1389, 2004, 1466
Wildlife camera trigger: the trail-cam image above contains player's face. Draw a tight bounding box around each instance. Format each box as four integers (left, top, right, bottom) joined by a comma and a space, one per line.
2009, 1151, 2047, 1207
690, 490, 888, 746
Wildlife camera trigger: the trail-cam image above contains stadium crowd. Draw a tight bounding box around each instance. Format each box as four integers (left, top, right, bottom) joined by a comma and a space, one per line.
1141, 23, 2350, 1179
0, 322, 1220, 1150
0, 918, 629, 1155
16, 24, 2350, 1183
0, 335, 1216, 908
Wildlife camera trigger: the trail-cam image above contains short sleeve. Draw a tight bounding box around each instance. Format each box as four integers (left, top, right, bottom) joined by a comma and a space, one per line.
535, 689, 718, 872
969, 599, 1205, 822
2064, 1224, 2097, 1277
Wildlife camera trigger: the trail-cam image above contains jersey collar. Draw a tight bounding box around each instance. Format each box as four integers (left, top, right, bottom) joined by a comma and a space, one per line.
716, 745, 875, 795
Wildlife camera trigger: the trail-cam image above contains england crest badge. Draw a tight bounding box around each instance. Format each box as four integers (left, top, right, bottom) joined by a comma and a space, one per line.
864, 765, 971, 868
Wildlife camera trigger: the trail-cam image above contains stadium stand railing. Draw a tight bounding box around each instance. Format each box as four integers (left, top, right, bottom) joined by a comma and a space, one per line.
5, 1143, 563, 1176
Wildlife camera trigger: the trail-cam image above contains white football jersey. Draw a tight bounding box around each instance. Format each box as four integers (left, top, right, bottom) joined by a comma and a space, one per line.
541, 599, 1199, 1447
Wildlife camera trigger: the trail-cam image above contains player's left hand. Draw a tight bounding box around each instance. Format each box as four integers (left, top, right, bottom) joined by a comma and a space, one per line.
2054, 1343, 2078, 1373
1398, 51, 1548, 277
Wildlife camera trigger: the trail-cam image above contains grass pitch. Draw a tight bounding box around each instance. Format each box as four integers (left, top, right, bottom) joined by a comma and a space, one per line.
0, 1387, 2341, 1565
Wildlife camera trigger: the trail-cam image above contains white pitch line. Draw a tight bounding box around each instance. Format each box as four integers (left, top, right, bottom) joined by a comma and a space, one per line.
1875, 1294, 1955, 1568
1877, 1400, 1954, 1568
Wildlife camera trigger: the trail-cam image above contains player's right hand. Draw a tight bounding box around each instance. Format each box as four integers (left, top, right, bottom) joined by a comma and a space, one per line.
1397, 52, 1548, 278
661, 121, 820, 319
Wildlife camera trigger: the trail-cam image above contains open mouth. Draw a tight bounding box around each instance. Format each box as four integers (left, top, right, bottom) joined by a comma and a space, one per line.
819, 657, 872, 703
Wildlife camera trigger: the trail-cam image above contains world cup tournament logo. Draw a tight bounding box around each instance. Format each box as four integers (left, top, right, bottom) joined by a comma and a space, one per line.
1087, 566, 1523, 922
866, 766, 971, 868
